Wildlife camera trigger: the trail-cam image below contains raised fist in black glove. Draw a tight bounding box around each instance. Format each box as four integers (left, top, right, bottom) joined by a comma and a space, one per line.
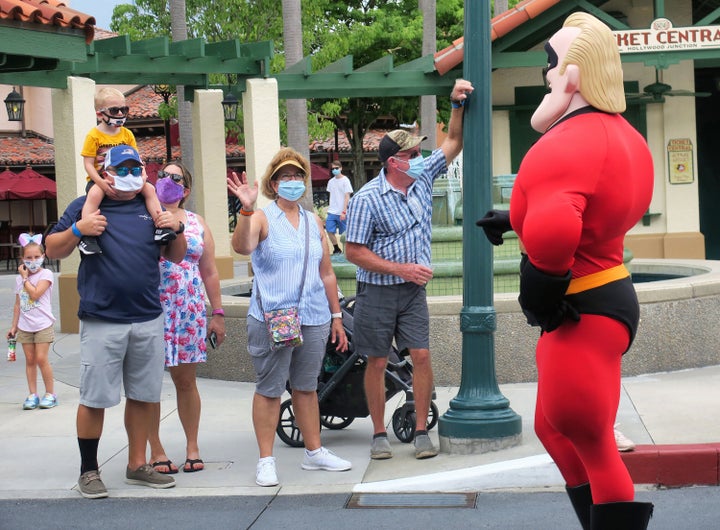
476, 209, 512, 246
518, 254, 580, 333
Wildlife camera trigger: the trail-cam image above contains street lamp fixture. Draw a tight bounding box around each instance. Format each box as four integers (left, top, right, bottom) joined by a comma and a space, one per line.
221, 92, 239, 122
4, 87, 25, 122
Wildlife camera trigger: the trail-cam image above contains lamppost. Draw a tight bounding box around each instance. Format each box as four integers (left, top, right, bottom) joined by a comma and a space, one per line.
4, 87, 25, 122
221, 92, 239, 122
437, 0, 522, 453
152, 84, 174, 162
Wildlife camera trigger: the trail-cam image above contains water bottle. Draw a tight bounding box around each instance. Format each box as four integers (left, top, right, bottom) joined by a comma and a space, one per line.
7, 337, 16, 362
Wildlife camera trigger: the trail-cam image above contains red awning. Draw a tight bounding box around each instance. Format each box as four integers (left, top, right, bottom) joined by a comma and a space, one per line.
0, 167, 56, 200
311, 163, 330, 184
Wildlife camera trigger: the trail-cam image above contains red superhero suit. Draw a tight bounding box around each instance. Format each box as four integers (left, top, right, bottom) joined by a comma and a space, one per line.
511, 106, 653, 504
477, 12, 655, 530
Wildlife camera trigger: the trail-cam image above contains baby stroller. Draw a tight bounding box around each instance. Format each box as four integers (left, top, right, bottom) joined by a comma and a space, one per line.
276, 295, 439, 447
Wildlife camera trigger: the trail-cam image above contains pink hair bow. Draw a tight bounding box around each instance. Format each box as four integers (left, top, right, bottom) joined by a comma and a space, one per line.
18, 233, 42, 247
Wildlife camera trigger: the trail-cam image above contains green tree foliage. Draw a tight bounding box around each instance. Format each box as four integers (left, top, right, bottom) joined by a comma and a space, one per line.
110, 2, 514, 184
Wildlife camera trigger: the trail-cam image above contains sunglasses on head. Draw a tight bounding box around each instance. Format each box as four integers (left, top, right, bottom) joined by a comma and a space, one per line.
113, 166, 143, 177
157, 170, 184, 183
100, 106, 129, 116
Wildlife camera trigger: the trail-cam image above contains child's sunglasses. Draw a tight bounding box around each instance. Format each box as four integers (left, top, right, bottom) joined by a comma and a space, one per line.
100, 106, 129, 116
114, 166, 143, 177
157, 170, 184, 183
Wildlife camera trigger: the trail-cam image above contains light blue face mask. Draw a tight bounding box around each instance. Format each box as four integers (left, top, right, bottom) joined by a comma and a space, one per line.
332, 168, 341, 176
23, 258, 44, 273
404, 155, 426, 180
277, 180, 306, 201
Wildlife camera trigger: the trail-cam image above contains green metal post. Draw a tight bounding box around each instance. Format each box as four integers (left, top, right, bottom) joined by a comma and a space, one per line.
438, 0, 522, 452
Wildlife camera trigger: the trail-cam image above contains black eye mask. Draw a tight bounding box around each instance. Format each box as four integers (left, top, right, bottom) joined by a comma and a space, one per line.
542, 41, 559, 90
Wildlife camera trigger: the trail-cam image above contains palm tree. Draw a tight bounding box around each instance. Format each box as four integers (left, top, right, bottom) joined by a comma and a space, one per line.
282, 0, 313, 211
170, 0, 195, 210
420, 0, 437, 150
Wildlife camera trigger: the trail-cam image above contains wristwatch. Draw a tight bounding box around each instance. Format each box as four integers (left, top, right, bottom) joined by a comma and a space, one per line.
175, 221, 185, 235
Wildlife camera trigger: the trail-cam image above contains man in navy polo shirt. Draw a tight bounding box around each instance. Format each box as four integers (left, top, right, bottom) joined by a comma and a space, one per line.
46, 145, 187, 499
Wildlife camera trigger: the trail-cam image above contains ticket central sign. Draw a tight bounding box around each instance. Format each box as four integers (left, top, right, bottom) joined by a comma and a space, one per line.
614, 18, 720, 54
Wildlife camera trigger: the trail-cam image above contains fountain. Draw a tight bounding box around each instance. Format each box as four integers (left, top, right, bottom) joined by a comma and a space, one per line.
200, 174, 720, 387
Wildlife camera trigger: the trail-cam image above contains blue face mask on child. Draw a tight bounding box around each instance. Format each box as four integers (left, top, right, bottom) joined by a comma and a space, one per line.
23, 258, 44, 273
277, 181, 306, 201
332, 168, 341, 176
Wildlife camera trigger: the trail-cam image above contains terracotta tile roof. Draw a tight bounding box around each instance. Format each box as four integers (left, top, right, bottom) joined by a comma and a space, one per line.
126, 85, 166, 120
0, 0, 96, 44
434, 0, 562, 75
309, 129, 387, 153
0, 135, 55, 166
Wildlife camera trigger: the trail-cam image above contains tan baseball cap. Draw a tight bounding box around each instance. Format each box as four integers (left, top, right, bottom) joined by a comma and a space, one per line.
378, 129, 427, 162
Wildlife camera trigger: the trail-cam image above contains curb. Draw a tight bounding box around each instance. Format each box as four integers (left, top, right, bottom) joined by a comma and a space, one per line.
622, 444, 720, 487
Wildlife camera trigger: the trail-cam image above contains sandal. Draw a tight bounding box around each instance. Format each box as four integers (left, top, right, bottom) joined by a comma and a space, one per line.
151, 460, 179, 474
183, 458, 204, 473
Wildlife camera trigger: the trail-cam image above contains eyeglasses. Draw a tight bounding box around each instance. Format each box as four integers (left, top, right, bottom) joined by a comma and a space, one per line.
113, 166, 143, 177
157, 170, 184, 183
276, 172, 306, 182
100, 106, 129, 116
394, 149, 421, 160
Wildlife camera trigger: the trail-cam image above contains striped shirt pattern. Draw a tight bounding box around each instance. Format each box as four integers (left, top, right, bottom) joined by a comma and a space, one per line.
249, 202, 331, 325
345, 148, 447, 285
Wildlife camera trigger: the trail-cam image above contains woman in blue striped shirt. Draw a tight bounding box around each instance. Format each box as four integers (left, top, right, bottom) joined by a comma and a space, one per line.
228, 147, 350, 487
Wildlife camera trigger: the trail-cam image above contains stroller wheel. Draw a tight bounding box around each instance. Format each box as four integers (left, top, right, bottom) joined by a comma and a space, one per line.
320, 415, 354, 430
276, 398, 306, 448
427, 402, 439, 431
392, 409, 416, 443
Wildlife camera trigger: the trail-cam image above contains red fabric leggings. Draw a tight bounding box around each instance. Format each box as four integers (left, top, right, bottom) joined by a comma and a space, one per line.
534, 314, 635, 504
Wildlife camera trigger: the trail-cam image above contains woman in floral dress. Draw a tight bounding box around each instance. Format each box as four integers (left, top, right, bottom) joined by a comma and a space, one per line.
148, 161, 226, 474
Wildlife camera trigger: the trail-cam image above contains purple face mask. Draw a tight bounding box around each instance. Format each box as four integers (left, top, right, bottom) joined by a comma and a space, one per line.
156, 175, 185, 204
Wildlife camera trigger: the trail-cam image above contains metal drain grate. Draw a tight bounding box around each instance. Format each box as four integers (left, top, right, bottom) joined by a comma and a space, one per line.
346, 492, 477, 509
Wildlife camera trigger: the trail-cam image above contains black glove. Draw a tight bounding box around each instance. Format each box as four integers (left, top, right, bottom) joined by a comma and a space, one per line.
518, 255, 580, 333
476, 209, 512, 246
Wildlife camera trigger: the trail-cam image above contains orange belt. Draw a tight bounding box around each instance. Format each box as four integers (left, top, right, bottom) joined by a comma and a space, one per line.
565, 264, 630, 295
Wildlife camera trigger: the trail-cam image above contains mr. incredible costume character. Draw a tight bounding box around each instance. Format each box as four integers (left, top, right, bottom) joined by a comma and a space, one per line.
477, 13, 654, 530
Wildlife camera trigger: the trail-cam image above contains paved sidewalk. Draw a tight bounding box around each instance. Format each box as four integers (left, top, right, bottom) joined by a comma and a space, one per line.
1, 271, 720, 499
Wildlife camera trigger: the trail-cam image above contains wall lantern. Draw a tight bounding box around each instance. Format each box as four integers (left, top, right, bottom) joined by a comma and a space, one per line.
4, 87, 25, 122
221, 92, 239, 122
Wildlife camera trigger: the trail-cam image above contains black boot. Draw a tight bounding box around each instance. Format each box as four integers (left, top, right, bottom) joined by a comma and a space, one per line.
566, 483, 592, 530
590, 501, 653, 530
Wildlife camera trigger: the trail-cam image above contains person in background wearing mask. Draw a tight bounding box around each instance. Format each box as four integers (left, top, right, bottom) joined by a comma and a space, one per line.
325, 160, 353, 254
78, 87, 174, 256
46, 144, 187, 499
344, 78, 473, 461
7, 234, 57, 410
227, 147, 350, 487
148, 161, 226, 475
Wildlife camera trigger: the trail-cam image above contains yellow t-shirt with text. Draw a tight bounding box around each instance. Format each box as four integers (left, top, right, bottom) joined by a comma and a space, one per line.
81, 127, 138, 182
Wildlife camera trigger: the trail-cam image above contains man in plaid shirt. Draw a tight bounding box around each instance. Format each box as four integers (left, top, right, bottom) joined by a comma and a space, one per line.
345, 78, 473, 461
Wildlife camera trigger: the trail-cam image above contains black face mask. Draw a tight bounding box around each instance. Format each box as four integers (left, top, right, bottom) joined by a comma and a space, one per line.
541, 41, 559, 92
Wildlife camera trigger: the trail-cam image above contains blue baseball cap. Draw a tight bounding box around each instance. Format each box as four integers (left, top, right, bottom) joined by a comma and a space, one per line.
104, 145, 142, 169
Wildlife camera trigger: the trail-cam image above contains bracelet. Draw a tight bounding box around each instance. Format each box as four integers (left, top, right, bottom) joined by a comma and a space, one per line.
175, 221, 185, 235
451, 99, 465, 109
331, 312, 343, 319
71, 222, 82, 238
211, 308, 225, 316
239, 208, 255, 217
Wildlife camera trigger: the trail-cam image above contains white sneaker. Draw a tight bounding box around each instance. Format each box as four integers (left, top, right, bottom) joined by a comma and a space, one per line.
614, 424, 636, 452
301, 447, 352, 471
256, 457, 279, 486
